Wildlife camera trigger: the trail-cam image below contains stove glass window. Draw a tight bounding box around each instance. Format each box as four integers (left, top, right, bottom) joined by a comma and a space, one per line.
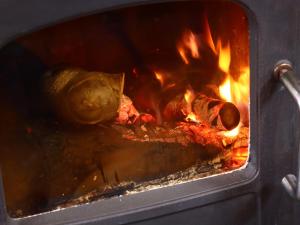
0, 1, 249, 217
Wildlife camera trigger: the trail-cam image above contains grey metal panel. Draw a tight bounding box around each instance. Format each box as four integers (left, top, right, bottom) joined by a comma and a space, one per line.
129, 194, 258, 225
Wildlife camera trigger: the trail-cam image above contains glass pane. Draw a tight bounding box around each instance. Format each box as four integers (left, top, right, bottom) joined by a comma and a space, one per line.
0, 1, 249, 217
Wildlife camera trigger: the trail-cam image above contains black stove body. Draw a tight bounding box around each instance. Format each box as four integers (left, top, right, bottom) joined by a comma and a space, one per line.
0, 0, 299, 225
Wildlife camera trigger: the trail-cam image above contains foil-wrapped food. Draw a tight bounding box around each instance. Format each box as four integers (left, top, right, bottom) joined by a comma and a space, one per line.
43, 67, 124, 124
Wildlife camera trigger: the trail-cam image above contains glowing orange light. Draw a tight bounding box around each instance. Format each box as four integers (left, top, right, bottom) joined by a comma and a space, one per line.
230, 147, 248, 167
204, 16, 217, 54
222, 123, 240, 137
183, 87, 199, 123
219, 68, 249, 106
177, 30, 200, 64
231, 67, 250, 105
218, 42, 231, 73
174, 16, 249, 140
187, 32, 200, 58
184, 87, 195, 103
186, 112, 198, 123
219, 76, 232, 103
178, 47, 189, 64
154, 71, 165, 87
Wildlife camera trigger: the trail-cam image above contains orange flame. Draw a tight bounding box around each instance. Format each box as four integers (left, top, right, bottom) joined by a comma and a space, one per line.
154, 71, 165, 87
204, 16, 217, 54
219, 66, 249, 136
231, 67, 250, 105
203, 17, 249, 109
174, 15, 249, 136
218, 42, 231, 73
218, 40, 233, 104
219, 67, 249, 107
183, 87, 199, 123
177, 30, 200, 64
184, 87, 195, 103
186, 112, 198, 123
219, 76, 232, 103
178, 47, 189, 65
210, 32, 248, 135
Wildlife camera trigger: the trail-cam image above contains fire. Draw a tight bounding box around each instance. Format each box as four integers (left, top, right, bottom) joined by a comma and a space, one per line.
217, 39, 233, 103
184, 87, 195, 103
186, 112, 198, 123
217, 41, 249, 136
231, 67, 250, 105
219, 66, 249, 137
204, 16, 217, 54
203, 16, 249, 108
223, 123, 240, 137
177, 30, 200, 64
153, 71, 177, 91
219, 67, 249, 107
183, 87, 199, 123
219, 76, 232, 102
218, 42, 231, 73
154, 71, 165, 87
202, 17, 249, 136
167, 15, 249, 136
230, 147, 248, 168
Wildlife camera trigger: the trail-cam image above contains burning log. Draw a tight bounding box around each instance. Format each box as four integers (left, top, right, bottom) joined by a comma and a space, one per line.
192, 95, 240, 130
43, 67, 124, 124
112, 121, 248, 152
114, 94, 243, 150
164, 93, 240, 130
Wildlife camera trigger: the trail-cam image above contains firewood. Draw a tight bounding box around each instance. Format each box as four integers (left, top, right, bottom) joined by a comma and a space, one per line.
192, 95, 240, 130
163, 93, 240, 130
43, 67, 124, 124
113, 122, 226, 150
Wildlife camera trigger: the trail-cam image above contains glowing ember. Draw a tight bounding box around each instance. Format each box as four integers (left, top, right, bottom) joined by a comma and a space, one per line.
222, 123, 240, 137
185, 112, 198, 123
230, 147, 248, 168
177, 30, 200, 64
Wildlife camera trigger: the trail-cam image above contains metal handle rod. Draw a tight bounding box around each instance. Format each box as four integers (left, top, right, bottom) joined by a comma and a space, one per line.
274, 59, 300, 200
